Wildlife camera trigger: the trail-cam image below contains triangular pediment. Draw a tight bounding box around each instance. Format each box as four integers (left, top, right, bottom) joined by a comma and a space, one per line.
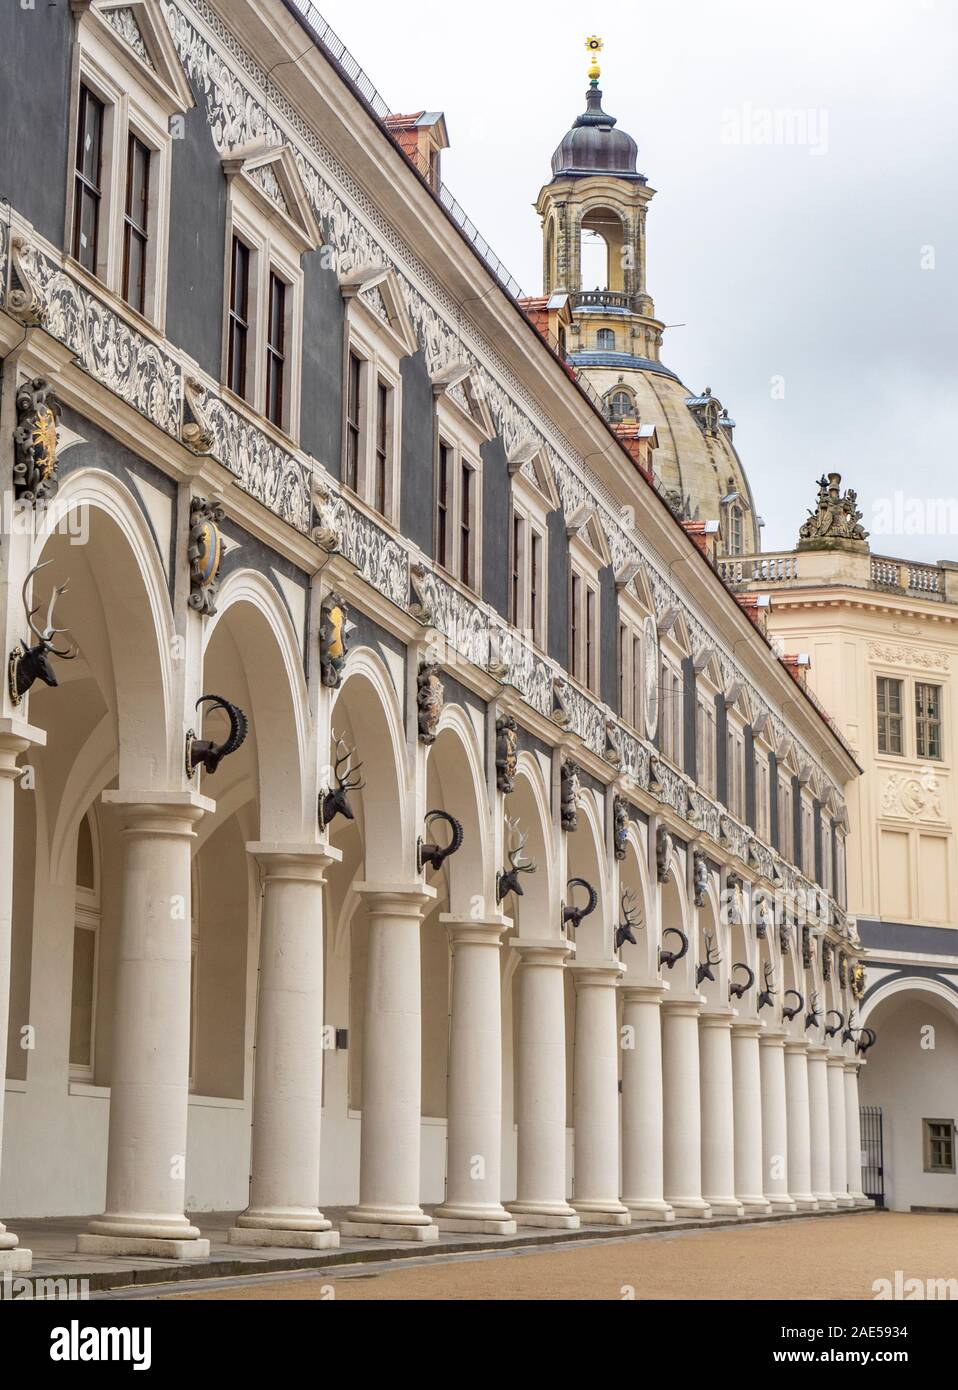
222, 142, 320, 253
445, 369, 496, 441
86, 1, 195, 112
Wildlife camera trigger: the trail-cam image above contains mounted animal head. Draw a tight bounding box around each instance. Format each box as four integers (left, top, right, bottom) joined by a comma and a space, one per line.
615, 887, 643, 950
187, 695, 248, 776
319, 733, 365, 830
11, 561, 78, 701
757, 960, 777, 1012
805, 991, 822, 1031
562, 877, 598, 935
857, 1026, 877, 1057
824, 1009, 844, 1039
496, 816, 537, 902
842, 1009, 860, 1047
696, 929, 722, 986
659, 927, 689, 971
783, 988, 804, 1023
729, 961, 755, 1001
418, 810, 464, 873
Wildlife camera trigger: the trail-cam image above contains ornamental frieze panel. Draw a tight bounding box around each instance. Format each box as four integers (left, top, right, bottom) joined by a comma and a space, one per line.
880, 767, 945, 822
8, 239, 182, 435
550, 679, 606, 756
866, 640, 949, 672
326, 499, 408, 609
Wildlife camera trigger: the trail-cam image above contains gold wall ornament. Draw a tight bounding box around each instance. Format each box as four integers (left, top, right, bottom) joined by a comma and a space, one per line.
319, 590, 354, 688
13, 377, 60, 503
187, 496, 226, 617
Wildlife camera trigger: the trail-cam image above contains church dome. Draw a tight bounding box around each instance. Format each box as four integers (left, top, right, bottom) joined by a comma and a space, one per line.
551, 87, 645, 182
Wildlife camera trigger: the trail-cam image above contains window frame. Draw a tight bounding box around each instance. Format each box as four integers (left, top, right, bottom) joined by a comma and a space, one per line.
916, 681, 943, 762
923, 1118, 956, 1174
876, 674, 905, 758
433, 396, 484, 594
69, 812, 101, 1083
340, 304, 405, 524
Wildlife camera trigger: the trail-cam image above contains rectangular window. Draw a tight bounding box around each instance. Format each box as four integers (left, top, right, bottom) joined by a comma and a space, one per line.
69, 922, 97, 1073
631, 635, 642, 730
618, 624, 628, 718
916, 682, 942, 760
586, 587, 596, 691
923, 1119, 955, 1174
569, 572, 581, 680
511, 512, 524, 626
876, 676, 904, 755
659, 659, 670, 759
122, 132, 150, 312
530, 529, 543, 647
73, 84, 105, 274
374, 379, 389, 515
460, 460, 473, 587
345, 352, 363, 492
265, 271, 287, 428
227, 235, 251, 400
436, 440, 452, 567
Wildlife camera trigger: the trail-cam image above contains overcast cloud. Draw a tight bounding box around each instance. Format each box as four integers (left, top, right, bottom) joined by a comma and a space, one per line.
314, 0, 958, 561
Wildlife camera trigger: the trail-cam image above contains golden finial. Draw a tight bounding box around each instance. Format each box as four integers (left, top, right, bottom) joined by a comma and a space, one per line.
585, 35, 603, 86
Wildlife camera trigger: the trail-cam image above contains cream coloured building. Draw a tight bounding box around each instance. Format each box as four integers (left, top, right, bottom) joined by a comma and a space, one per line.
722, 477, 958, 1212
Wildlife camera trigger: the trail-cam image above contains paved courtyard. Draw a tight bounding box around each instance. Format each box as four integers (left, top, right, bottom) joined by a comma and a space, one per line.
155, 1213, 957, 1301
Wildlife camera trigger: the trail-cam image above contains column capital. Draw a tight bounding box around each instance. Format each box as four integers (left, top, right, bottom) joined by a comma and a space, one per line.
620, 981, 670, 1003
784, 1038, 810, 1056
439, 912, 510, 946
700, 1006, 737, 1028
843, 1058, 863, 1076
355, 881, 437, 916
826, 1051, 847, 1070
731, 1018, 764, 1038
661, 992, 705, 1017
759, 1027, 788, 1048
0, 718, 46, 768
246, 841, 343, 880
102, 788, 214, 833
508, 936, 573, 966
567, 961, 623, 989
806, 1043, 830, 1058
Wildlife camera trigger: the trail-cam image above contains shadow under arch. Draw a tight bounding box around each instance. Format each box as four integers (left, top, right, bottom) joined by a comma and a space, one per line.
500, 751, 556, 936
424, 706, 492, 915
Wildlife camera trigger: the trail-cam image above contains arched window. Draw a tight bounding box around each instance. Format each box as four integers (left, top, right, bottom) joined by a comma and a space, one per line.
597, 328, 616, 351
609, 389, 633, 419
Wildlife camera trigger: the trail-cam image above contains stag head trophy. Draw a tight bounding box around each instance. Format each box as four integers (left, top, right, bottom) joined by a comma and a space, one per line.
418, 811, 463, 873
758, 961, 777, 1012
729, 962, 755, 1001
696, 929, 722, 986
562, 878, 597, 936
659, 927, 689, 971
319, 733, 365, 830
842, 1009, 860, 1047
783, 988, 804, 1023
9, 561, 78, 703
186, 695, 248, 776
616, 887, 643, 950
805, 990, 823, 1031
496, 815, 537, 903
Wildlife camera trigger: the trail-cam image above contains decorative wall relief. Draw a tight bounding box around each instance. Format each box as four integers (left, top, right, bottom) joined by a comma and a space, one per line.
187, 496, 225, 616
417, 658, 444, 745
560, 758, 581, 832
822, 939, 833, 982
866, 641, 948, 672
13, 378, 61, 503
692, 850, 709, 908
319, 590, 353, 688
656, 824, 673, 882
613, 795, 630, 861
495, 713, 518, 793
881, 768, 944, 821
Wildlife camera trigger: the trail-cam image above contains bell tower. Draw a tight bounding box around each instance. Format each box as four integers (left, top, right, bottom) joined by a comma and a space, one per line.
536, 38, 666, 420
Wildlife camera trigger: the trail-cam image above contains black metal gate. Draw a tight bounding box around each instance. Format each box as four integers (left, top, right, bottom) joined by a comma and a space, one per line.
860, 1105, 885, 1208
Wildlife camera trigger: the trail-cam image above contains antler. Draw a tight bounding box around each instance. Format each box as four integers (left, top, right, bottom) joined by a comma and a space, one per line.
332, 731, 365, 791
615, 887, 643, 950
506, 817, 536, 873
696, 929, 722, 986
758, 960, 777, 1011
805, 990, 822, 1031
22, 561, 78, 657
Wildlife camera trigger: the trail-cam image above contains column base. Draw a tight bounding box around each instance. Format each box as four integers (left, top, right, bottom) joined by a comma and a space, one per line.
836, 1195, 857, 1208
436, 1215, 517, 1235
228, 1227, 340, 1250
851, 1195, 874, 1208
0, 1247, 32, 1273
814, 1194, 839, 1209
666, 1197, 712, 1219
571, 1201, 631, 1226
764, 1196, 797, 1214
76, 1234, 211, 1260
704, 1196, 745, 1217
340, 1219, 439, 1242
623, 1199, 675, 1222
506, 1201, 580, 1230
737, 1195, 773, 1215
789, 1195, 820, 1211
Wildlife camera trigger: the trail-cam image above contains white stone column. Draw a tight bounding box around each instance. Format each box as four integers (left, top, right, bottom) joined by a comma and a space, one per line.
827, 1052, 855, 1207
229, 845, 341, 1250
759, 1028, 796, 1213
570, 964, 630, 1225
699, 1008, 743, 1216
807, 1045, 837, 1208
0, 725, 43, 1272
662, 995, 711, 1218
506, 939, 579, 1229
434, 916, 516, 1235
844, 1060, 872, 1206
620, 983, 673, 1221
784, 1041, 818, 1210
731, 1020, 772, 1214
78, 792, 212, 1259
342, 882, 438, 1240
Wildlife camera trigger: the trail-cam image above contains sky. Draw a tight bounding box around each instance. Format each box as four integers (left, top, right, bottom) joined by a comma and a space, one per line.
312, 0, 958, 561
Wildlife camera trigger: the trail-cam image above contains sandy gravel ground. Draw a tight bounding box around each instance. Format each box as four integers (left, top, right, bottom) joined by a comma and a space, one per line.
167, 1212, 958, 1301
